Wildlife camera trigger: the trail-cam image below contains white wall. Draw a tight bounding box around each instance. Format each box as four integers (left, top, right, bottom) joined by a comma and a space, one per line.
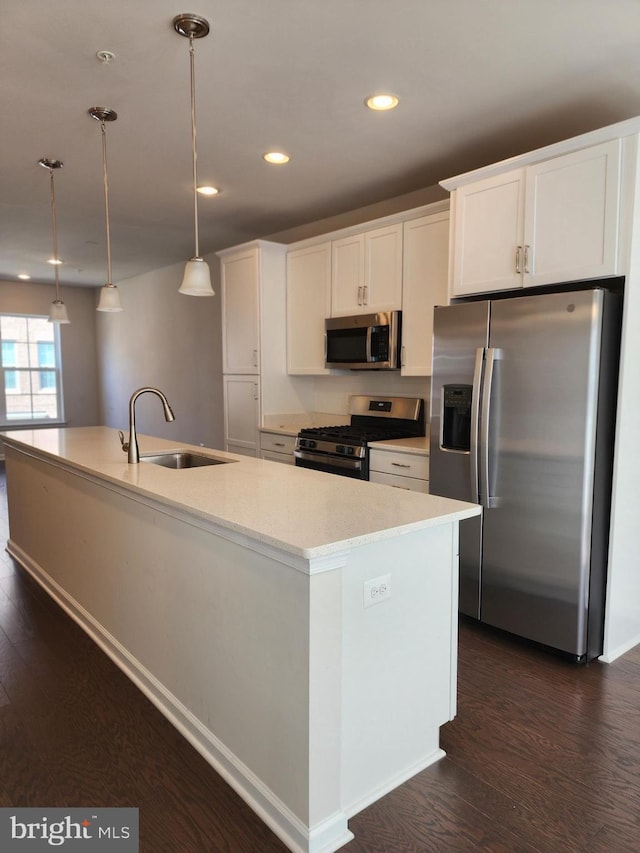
308, 373, 430, 418
0, 279, 99, 426
96, 255, 224, 449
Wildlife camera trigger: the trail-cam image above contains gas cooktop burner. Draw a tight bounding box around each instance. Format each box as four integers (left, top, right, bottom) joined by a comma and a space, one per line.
294, 395, 426, 480
298, 424, 402, 445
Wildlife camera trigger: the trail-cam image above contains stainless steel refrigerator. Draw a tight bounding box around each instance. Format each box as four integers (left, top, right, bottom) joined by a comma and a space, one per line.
429, 287, 621, 660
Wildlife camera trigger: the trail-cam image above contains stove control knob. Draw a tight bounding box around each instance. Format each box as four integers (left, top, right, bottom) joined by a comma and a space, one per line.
336, 444, 345, 454
347, 446, 355, 456
308, 440, 316, 449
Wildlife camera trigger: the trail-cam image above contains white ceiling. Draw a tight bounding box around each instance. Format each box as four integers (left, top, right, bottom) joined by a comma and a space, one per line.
3, 0, 640, 288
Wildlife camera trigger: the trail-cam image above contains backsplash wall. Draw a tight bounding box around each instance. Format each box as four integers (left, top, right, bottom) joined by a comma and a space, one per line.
307, 372, 430, 420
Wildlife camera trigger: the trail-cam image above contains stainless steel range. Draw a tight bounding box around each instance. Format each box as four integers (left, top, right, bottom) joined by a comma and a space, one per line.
294, 395, 425, 480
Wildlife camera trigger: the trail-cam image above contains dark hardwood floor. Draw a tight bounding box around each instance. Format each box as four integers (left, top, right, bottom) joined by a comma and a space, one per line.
0, 463, 639, 852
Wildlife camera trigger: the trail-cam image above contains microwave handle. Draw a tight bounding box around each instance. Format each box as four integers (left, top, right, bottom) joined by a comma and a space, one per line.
366, 325, 373, 362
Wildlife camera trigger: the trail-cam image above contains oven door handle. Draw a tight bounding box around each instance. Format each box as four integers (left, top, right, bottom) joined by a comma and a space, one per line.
294, 449, 364, 471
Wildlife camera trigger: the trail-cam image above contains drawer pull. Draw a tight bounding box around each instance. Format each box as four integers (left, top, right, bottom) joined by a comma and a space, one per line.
274, 442, 285, 448
391, 462, 411, 468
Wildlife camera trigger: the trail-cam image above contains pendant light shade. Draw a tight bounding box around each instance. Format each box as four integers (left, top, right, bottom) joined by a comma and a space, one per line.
39, 158, 70, 324
49, 300, 70, 323
96, 283, 122, 311
179, 257, 213, 296
173, 13, 214, 297
89, 107, 123, 313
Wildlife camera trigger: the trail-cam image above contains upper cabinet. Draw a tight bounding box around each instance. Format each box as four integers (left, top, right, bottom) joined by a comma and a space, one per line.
331, 223, 403, 316
449, 139, 621, 297
221, 245, 262, 374
285, 203, 449, 377
287, 242, 331, 375
401, 211, 449, 376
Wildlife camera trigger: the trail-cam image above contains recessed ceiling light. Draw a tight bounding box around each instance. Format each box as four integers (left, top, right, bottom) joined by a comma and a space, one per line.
17, 273, 31, 280
197, 185, 219, 196
47, 258, 63, 265
366, 94, 399, 111
263, 151, 290, 165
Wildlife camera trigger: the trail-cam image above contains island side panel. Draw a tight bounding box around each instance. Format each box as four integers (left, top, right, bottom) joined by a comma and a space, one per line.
3, 447, 347, 849
339, 525, 457, 816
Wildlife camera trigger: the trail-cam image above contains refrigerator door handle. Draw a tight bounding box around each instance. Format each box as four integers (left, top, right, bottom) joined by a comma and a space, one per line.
480, 347, 502, 509
469, 347, 485, 503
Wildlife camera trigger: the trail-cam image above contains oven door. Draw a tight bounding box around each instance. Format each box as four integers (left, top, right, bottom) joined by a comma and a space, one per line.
294, 449, 367, 479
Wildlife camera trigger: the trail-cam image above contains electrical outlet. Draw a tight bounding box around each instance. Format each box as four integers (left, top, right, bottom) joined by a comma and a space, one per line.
363, 574, 392, 608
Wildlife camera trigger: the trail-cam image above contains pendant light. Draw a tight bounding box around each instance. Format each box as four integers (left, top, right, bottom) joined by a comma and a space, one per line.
89, 107, 123, 312
173, 13, 214, 296
39, 158, 70, 324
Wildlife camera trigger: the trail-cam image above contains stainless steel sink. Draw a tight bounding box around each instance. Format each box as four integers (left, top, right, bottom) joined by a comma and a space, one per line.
140, 451, 232, 469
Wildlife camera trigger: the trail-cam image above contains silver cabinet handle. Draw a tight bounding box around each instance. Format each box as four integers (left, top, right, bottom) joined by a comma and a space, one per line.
515, 246, 522, 274
523, 244, 530, 274
391, 462, 411, 468
253, 384, 259, 401
401, 345, 406, 367
357, 286, 363, 305
274, 442, 285, 447
362, 285, 368, 305
253, 349, 259, 368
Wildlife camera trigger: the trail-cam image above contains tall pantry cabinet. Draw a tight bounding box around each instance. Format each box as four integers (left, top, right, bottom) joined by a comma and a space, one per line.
219, 240, 307, 456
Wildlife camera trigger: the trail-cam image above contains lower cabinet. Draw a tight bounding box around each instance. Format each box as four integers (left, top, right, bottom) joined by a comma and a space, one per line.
223, 376, 260, 456
259, 431, 296, 464
369, 448, 429, 493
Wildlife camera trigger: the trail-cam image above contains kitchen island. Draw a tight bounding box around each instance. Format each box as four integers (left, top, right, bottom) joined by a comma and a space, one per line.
1, 427, 480, 853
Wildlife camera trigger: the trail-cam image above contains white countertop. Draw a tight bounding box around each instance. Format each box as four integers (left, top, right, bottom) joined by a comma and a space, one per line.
1, 427, 478, 560
368, 435, 430, 455
260, 412, 344, 437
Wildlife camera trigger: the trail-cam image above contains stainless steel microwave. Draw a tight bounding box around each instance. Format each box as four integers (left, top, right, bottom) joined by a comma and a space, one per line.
325, 311, 401, 370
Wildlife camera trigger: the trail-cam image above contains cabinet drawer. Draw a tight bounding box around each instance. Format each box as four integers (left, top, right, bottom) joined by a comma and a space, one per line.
370, 471, 429, 493
369, 449, 429, 480
261, 449, 295, 465
259, 432, 296, 456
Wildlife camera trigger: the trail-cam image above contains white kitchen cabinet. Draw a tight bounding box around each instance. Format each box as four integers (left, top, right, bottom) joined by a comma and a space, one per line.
286, 242, 331, 375
259, 431, 296, 464
449, 139, 621, 296
523, 140, 621, 287
331, 223, 402, 316
223, 375, 260, 456
401, 212, 449, 376
221, 247, 260, 373
369, 447, 429, 493
220, 239, 309, 456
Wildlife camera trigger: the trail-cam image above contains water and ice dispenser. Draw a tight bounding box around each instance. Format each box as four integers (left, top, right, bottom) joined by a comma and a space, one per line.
441, 384, 472, 451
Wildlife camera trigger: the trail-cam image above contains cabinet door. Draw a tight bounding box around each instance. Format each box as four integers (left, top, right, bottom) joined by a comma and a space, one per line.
287, 243, 332, 374
523, 139, 621, 287
223, 376, 260, 453
450, 168, 525, 296
364, 223, 403, 312
221, 248, 260, 374
401, 212, 449, 376
331, 233, 365, 316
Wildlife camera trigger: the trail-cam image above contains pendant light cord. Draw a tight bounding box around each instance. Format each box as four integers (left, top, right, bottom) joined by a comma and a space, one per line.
49, 168, 61, 301
189, 34, 201, 259
100, 119, 113, 285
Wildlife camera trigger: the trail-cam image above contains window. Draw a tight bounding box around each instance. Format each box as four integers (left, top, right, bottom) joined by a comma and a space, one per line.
0, 315, 64, 425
